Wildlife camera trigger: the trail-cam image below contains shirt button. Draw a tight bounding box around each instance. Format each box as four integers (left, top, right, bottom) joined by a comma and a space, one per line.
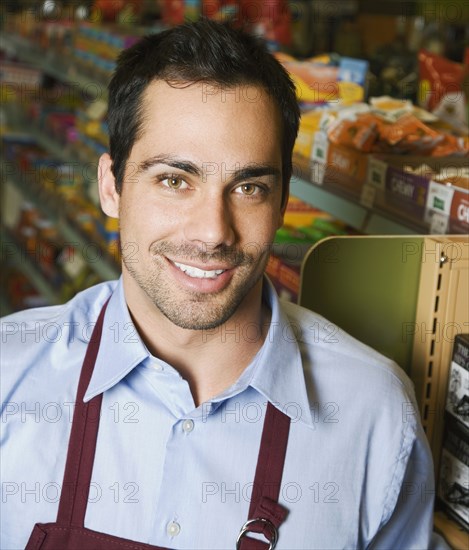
153, 362, 164, 372
182, 419, 194, 433
167, 521, 181, 537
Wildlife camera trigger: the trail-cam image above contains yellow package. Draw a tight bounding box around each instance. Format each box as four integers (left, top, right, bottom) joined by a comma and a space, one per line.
283, 196, 332, 227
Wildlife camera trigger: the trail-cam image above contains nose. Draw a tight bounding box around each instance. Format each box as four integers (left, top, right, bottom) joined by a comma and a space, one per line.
183, 192, 236, 249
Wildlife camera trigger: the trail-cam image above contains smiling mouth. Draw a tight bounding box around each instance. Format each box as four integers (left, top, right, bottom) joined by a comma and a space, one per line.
173, 261, 227, 279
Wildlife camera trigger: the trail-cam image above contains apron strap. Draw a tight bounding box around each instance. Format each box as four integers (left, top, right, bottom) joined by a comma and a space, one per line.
54, 296, 291, 548
56, 298, 110, 526
238, 402, 291, 549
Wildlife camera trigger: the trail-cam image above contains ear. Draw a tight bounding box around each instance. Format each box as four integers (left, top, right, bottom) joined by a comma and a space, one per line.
98, 153, 120, 218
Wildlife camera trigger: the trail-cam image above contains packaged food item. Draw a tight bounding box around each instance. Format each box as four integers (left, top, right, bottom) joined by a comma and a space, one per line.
16, 202, 39, 235
430, 134, 469, 158
328, 113, 379, 153
337, 57, 369, 105
418, 49, 469, 135
282, 196, 332, 227
439, 337, 469, 534
161, 0, 185, 25
377, 113, 443, 153
323, 109, 467, 156
269, 197, 350, 303
276, 53, 368, 107
34, 218, 61, 279
432, 164, 469, 193
370, 96, 414, 120
278, 55, 339, 105
294, 109, 335, 158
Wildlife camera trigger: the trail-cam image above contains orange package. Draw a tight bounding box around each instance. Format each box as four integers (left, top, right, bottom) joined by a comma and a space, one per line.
430, 133, 469, 157
378, 114, 443, 152
327, 113, 379, 152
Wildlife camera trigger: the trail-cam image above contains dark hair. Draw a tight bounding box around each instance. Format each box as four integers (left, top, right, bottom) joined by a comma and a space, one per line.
107, 19, 300, 203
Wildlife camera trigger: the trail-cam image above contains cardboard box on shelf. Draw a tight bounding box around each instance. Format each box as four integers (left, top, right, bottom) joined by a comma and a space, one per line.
325, 143, 368, 195
438, 414, 469, 531
367, 155, 469, 232
446, 334, 469, 430
310, 132, 368, 197
449, 188, 469, 234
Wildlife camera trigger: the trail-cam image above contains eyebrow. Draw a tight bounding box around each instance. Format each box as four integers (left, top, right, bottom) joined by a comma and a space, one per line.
138, 154, 281, 184
230, 166, 281, 186
138, 155, 202, 176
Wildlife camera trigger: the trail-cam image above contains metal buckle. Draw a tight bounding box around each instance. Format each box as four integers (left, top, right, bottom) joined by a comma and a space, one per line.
236, 517, 278, 549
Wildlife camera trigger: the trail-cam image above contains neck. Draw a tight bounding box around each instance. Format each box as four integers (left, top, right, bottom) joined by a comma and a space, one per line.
123, 275, 270, 407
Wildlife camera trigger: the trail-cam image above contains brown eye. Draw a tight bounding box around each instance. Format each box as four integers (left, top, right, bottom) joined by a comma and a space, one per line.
160, 176, 188, 190
167, 177, 183, 189
240, 184, 257, 195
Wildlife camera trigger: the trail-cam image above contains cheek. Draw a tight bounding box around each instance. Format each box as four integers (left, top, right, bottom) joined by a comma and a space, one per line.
119, 195, 182, 244
238, 211, 279, 249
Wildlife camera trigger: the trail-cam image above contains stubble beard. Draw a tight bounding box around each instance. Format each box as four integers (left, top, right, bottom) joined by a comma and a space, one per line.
122, 240, 267, 330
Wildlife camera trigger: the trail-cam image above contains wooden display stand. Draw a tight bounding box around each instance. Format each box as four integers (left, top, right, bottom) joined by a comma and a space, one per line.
411, 237, 469, 475
299, 235, 469, 549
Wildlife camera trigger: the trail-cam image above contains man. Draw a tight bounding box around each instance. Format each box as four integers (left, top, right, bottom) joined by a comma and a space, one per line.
1, 20, 446, 549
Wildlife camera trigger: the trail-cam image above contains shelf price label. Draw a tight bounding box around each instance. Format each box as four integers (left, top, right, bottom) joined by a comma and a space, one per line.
310, 132, 329, 186
429, 211, 449, 234
425, 180, 454, 234
311, 162, 326, 186
367, 157, 387, 191
310, 131, 329, 164
360, 184, 376, 209
425, 180, 455, 217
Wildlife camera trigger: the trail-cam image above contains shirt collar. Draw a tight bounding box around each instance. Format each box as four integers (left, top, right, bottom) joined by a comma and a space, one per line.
84, 277, 314, 428
84, 278, 149, 402
243, 278, 314, 428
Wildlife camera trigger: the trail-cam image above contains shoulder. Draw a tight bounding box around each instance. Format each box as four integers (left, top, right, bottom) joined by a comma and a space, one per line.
1, 280, 117, 334
1, 281, 117, 400
280, 299, 418, 421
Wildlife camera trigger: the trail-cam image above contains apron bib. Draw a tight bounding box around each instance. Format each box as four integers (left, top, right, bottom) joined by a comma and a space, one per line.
25, 299, 291, 549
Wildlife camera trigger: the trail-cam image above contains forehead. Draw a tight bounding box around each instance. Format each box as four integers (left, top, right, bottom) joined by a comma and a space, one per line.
134, 80, 282, 166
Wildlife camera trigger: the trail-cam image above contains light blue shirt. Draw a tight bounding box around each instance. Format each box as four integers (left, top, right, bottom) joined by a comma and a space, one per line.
1, 277, 447, 549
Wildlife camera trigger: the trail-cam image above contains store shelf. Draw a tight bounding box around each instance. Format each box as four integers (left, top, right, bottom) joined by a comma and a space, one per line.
1, 226, 60, 306
0, 161, 120, 282
0, 33, 109, 97
3, 102, 97, 188
29, 124, 88, 169
290, 175, 419, 234
290, 157, 422, 235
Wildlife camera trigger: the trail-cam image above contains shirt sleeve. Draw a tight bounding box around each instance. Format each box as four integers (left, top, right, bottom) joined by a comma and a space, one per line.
368, 423, 451, 550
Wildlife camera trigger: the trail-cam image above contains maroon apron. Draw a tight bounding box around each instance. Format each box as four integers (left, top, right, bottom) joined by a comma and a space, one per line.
25, 300, 291, 550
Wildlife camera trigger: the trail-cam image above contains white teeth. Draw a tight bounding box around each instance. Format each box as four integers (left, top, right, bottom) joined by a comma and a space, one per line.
173, 261, 226, 279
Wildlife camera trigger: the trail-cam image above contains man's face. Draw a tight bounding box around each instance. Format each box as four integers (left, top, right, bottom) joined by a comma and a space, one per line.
103, 80, 285, 330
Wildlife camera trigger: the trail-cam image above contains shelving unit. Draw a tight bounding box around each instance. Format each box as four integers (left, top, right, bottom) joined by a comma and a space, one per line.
1, 159, 119, 281
0, 225, 61, 306
1, 34, 119, 308
0, 33, 109, 98
5, 102, 96, 183
290, 172, 422, 235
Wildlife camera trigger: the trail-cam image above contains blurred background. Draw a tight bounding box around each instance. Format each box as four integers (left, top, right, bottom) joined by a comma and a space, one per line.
0, 0, 468, 309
